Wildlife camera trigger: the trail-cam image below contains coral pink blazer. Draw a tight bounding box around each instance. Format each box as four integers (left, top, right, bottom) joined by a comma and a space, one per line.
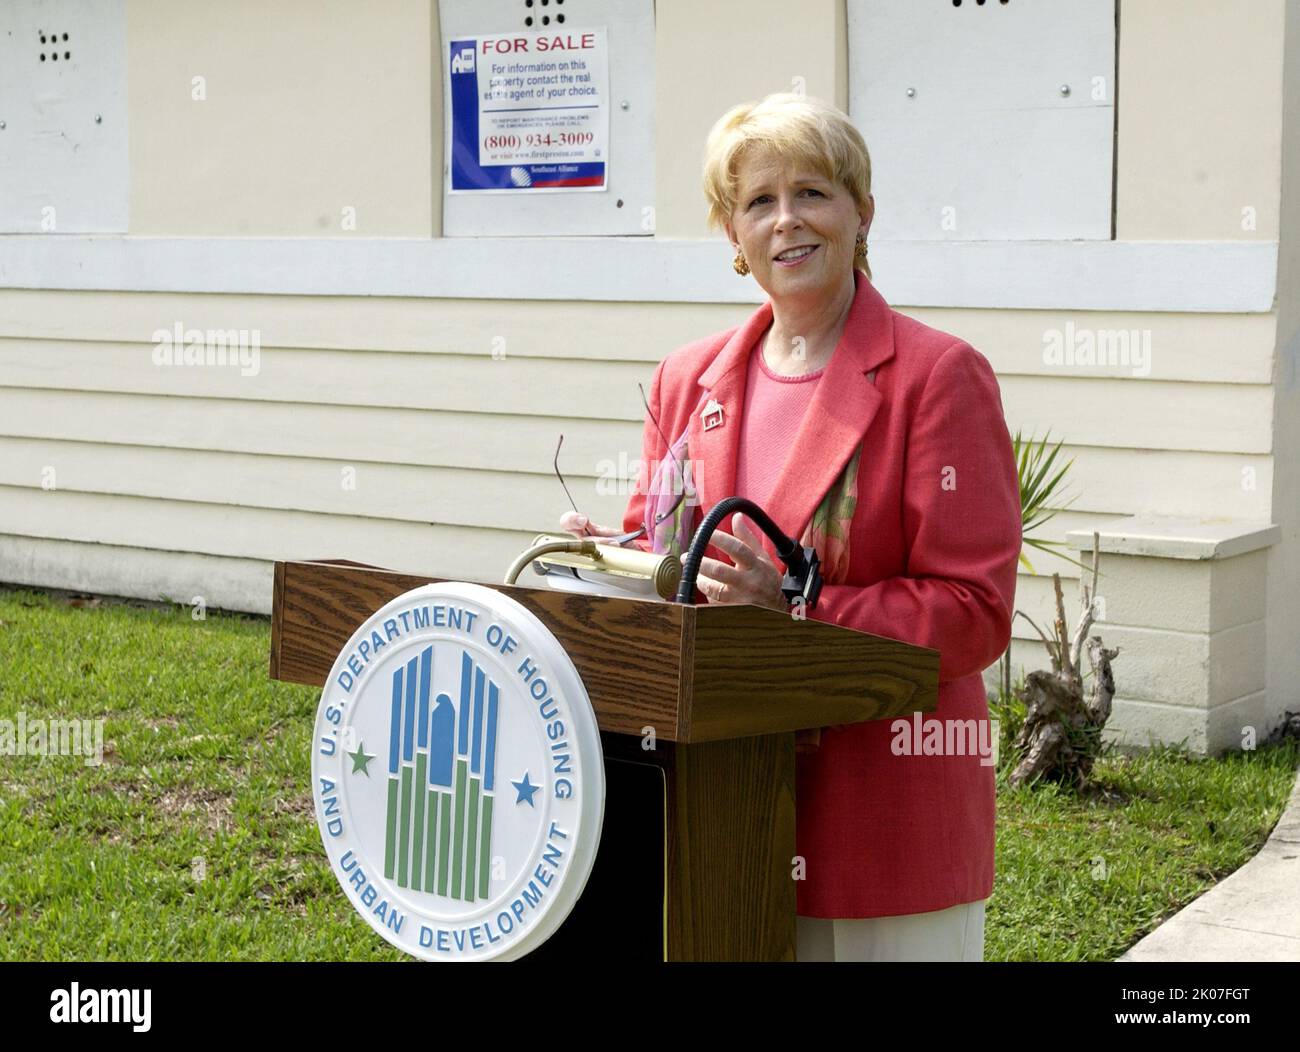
622, 270, 1021, 918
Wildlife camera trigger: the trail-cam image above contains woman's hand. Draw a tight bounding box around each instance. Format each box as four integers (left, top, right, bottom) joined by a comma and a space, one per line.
685, 513, 787, 612
559, 511, 626, 545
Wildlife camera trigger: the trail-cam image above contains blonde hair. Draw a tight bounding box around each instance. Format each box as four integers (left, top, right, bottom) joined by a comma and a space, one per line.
702, 93, 873, 279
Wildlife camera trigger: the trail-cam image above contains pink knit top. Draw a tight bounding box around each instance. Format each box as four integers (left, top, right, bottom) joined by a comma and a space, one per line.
734, 338, 826, 509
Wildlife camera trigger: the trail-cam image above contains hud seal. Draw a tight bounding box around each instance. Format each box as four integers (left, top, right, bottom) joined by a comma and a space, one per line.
312, 582, 605, 960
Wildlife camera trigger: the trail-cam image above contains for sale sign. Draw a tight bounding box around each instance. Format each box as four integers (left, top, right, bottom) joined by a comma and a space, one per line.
446, 28, 609, 193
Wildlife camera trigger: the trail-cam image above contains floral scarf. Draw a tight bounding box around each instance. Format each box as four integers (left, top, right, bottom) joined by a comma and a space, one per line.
643, 432, 862, 581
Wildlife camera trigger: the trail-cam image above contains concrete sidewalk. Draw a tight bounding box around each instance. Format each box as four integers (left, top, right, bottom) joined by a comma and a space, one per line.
1119, 766, 1300, 962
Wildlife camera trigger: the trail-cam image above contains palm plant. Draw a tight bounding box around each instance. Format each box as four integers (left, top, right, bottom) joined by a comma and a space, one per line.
999, 430, 1085, 701
1015, 428, 1084, 574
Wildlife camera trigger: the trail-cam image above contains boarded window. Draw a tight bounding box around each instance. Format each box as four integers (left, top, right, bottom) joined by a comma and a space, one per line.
0, 0, 128, 233
848, 0, 1116, 240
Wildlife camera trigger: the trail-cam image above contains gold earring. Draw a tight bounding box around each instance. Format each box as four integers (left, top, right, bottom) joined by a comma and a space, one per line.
854, 234, 868, 268
733, 249, 750, 276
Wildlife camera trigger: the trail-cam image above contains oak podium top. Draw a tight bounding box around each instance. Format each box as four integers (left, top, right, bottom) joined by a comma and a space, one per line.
270, 559, 939, 744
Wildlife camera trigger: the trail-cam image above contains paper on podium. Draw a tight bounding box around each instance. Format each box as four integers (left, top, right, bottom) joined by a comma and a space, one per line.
533, 565, 667, 601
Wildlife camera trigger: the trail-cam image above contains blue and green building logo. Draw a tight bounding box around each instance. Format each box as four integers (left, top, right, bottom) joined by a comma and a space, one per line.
384, 646, 499, 902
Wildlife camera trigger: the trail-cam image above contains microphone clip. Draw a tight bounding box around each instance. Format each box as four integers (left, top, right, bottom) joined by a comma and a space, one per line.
780, 545, 823, 610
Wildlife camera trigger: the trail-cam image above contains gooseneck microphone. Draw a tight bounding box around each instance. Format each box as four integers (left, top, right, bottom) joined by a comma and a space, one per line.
674, 497, 823, 608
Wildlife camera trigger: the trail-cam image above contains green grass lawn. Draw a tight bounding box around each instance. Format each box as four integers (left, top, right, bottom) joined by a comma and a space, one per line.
0, 586, 1296, 961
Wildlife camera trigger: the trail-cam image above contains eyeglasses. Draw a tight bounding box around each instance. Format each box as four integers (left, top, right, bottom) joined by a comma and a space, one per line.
555, 381, 688, 546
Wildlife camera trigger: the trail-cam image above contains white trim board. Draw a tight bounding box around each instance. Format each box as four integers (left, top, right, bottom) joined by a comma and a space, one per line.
0, 236, 1278, 312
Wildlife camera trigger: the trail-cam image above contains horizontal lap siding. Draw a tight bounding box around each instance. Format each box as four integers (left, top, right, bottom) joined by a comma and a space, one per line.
0, 345, 1274, 447
0, 290, 720, 362
0, 488, 537, 583
0, 438, 633, 532
0, 290, 1276, 378
0, 389, 641, 473
0, 388, 1273, 518
0, 341, 654, 420
0, 290, 1279, 627
911, 308, 1275, 384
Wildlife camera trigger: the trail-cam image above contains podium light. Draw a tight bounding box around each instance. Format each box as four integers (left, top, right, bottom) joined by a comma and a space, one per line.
506, 533, 682, 600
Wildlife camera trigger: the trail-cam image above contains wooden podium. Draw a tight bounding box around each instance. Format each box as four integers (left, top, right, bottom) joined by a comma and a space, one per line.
270, 559, 939, 962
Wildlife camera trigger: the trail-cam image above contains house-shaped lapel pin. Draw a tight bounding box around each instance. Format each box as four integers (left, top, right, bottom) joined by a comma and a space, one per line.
701, 397, 725, 432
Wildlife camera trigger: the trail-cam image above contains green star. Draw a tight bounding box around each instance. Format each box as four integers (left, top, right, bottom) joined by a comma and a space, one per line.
347, 741, 375, 776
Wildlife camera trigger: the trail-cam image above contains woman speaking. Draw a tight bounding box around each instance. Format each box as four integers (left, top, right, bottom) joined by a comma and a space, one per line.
561, 93, 1021, 962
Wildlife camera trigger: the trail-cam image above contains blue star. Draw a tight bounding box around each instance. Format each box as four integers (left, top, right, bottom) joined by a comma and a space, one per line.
512, 771, 540, 807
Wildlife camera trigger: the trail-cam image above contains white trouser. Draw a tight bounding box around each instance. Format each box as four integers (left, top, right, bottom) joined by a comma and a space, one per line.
796, 899, 987, 962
